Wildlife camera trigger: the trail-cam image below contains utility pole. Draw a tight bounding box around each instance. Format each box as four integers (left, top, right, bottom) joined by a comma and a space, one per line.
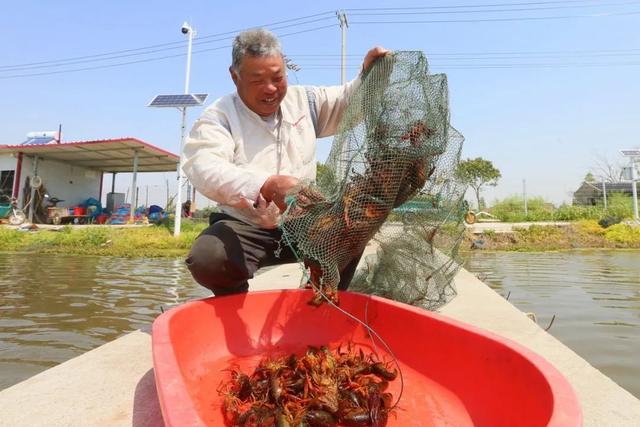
631, 161, 639, 221
335, 10, 349, 181
523, 179, 528, 217
602, 180, 607, 210
337, 10, 348, 85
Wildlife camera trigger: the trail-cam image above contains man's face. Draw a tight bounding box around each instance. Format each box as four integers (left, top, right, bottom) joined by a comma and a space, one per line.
231, 54, 288, 117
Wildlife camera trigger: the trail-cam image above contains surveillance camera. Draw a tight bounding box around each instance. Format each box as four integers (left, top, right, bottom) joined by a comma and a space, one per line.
181, 22, 191, 34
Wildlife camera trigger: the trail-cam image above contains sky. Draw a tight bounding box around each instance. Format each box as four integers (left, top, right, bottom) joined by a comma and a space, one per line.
2, 0, 639, 208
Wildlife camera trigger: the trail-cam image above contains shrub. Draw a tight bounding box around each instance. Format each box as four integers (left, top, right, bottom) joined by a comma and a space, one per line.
574, 220, 605, 235
604, 223, 640, 245
491, 196, 554, 222
552, 204, 601, 221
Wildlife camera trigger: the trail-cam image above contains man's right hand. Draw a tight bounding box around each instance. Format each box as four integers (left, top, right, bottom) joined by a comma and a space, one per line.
259, 175, 300, 212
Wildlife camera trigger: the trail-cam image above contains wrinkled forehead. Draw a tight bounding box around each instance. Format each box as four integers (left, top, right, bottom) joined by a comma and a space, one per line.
238, 54, 285, 76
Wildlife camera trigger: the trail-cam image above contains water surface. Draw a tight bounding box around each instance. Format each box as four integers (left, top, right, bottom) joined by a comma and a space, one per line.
1, 250, 638, 400
0, 252, 209, 390
465, 250, 640, 398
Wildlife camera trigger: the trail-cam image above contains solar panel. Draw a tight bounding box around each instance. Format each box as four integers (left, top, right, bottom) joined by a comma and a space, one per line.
621, 149, 640, 158
21, 137, 56, 146
147, 93, 208, 108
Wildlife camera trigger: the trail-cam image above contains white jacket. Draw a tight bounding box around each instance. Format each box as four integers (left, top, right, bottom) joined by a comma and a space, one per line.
182, 78, 360, 228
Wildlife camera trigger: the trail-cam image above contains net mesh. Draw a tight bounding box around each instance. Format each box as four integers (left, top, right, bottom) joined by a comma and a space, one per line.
281, 51, 466, 309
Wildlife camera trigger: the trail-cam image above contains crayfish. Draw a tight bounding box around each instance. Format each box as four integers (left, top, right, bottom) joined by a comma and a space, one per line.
219, 344, 397, 426
282, 121, 436, 306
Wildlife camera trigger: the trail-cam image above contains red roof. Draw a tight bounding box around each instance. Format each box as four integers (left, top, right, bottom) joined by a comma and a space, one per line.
0, 138, 179, 173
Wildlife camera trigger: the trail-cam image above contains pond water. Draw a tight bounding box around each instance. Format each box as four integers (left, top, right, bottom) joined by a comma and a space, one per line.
0, 253, 209, 390
1, 250, 638, 399
465, 250, 640, 398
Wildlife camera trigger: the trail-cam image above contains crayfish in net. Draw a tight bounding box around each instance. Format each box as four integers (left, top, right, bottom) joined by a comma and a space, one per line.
219, 344, 398, 426
282, 121, 436, 306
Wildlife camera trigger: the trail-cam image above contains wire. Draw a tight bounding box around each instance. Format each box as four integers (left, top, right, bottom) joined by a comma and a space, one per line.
344, 0, 633, 11
4, 2, 638, 71
346, 1, 640, 16
288, 48, 640, 57
0, 24, 336, 79
0, 16, 336, 73
350, 9, 640, 24
0, 18, 337, 72
297, 62, 640, 69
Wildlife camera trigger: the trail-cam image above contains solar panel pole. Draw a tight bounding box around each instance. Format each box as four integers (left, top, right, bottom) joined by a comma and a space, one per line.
174, 22, 195, 237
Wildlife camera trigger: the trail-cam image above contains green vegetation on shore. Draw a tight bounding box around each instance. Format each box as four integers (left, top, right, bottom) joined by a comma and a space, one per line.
489, 193, 634, 223
0, 220, 208, 257
463, 220, 640, 252
1, 218, 639, 257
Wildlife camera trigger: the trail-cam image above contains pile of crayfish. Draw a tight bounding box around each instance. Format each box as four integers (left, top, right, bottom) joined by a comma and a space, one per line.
219, 345, 398, 426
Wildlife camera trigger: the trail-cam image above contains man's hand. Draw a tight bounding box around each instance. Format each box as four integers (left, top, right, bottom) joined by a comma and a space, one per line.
362, 46, 391, 73
259, 175, 300, 212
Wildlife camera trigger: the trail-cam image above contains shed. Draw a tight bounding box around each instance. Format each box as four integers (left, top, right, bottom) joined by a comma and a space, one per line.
0, 138, 178, 222
572, 181, 635, 206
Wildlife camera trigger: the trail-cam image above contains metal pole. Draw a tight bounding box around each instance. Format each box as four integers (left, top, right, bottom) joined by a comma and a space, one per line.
174, 107, 188, 236
602, 180, 607, 210
184, 25, 194, 94
191, 186, 196, 215
28, 155, 39, 223
337, 10, 348, 85
631, 159, 639, 221
130, 150, 139, 222
174, 22, 195, 237
523, 179, 528, 216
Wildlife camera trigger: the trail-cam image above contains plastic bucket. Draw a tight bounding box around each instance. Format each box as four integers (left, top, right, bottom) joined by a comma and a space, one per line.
73, 207, 85, 216
0, 204, 11, 218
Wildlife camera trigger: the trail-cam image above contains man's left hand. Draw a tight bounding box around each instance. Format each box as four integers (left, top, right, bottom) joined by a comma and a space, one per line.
362, 46, 391, 72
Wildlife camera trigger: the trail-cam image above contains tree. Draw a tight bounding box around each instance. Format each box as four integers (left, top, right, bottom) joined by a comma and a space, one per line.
592, 153, 624, 183
455, 157, 501, 210
584, 172, 596, 183
316, 161, 336, 190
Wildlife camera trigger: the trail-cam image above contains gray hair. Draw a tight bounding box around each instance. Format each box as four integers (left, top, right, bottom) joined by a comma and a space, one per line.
231, 28, 283, 72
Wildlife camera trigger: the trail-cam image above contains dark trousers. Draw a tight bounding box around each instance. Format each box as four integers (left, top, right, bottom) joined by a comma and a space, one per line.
186, 213, 362, 296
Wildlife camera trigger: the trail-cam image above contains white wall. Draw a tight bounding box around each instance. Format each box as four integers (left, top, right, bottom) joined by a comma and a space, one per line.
18, 156, 101, 208
0, 154, 17, 172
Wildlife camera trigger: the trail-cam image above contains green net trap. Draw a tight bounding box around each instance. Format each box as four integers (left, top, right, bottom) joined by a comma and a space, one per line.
281, 51, 466, 309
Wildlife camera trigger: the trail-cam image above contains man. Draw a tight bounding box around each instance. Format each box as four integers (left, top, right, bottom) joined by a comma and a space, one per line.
183, 28, 389, 296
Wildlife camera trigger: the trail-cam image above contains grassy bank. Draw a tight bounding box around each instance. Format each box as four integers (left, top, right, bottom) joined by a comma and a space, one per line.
462, 220, 640, 252
1, 219, 639, 257
0, 221, 208, 257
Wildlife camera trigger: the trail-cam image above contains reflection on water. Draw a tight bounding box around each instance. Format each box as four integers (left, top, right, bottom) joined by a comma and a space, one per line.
0, 252, 210, 390
2, 250, 639, 399
465, 250, 640, 399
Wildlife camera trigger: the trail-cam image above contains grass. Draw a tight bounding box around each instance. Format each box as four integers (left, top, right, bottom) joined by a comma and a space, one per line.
462, 220, 640, 252
0, 220, 208, 257
2, 217, 639, 257
489, 193, 635, 223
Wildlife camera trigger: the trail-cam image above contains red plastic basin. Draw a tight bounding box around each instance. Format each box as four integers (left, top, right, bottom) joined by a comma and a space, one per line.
152, 290, 581, 427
